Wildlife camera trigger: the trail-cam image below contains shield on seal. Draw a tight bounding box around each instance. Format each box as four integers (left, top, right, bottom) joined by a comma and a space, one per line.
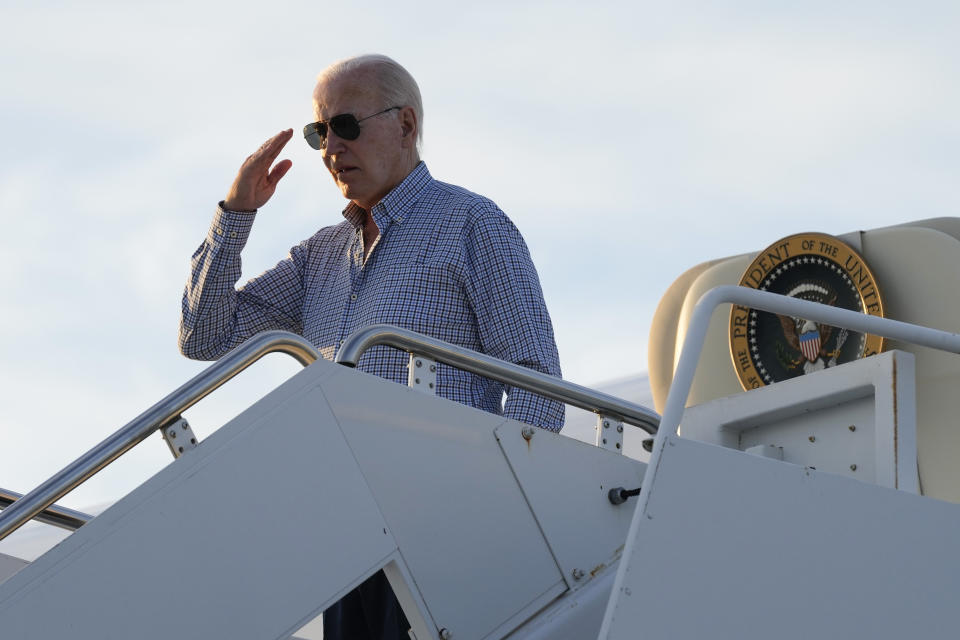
798, 328, 821, 362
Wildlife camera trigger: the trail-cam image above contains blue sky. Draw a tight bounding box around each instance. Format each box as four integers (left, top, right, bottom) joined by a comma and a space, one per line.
2, 1, 958, 516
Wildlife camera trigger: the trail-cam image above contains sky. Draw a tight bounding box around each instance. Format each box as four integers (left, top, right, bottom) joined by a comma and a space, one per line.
1, 0, 959, 537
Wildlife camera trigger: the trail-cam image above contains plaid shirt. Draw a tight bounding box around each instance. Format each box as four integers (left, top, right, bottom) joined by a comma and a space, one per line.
180, 163, 564, 431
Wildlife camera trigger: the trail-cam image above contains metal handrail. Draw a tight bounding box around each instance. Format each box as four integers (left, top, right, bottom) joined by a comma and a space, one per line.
335, 324, 661, 434
0, 488, 91, 532
0, 331, 321, 542
658, 285, 960, 441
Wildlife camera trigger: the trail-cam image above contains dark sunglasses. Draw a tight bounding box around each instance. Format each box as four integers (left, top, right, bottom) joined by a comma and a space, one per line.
303, 106, 401, 150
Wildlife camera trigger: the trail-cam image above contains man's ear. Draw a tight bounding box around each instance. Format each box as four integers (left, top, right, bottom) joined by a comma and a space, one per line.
399, 106, 418, 149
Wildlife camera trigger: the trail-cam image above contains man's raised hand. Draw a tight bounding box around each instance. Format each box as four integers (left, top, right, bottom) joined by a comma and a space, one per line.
223, 129, 294, 212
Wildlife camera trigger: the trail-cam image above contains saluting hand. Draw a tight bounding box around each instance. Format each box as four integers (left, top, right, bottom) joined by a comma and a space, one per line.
223, 129, 294, 211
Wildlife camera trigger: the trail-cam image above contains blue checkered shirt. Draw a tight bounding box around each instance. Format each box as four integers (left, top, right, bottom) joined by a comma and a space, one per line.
180, 162, 564, 431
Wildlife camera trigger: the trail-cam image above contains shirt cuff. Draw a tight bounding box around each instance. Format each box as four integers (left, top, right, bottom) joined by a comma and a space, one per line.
207, 202, 257, 249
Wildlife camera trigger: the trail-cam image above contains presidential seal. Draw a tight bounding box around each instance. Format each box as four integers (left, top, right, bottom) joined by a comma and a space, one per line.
729, 232, 885, 390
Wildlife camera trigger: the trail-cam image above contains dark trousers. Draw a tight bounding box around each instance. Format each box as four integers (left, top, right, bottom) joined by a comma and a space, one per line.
323, 570, 410, 640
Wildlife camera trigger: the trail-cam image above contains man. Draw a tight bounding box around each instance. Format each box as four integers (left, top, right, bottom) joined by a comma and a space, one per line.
179, 54, 563, 639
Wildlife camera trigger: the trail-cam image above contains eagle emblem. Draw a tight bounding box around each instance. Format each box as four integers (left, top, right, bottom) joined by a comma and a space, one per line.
775, 283, 848, 374
729, 233, 885, 390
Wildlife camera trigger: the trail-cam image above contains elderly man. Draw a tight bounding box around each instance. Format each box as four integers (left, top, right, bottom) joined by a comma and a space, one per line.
179, 54, 562, 639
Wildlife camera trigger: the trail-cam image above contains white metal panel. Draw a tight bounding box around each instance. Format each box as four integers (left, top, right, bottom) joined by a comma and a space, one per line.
317, 368, 567, 640
0, 552, 27, 584
600, 435, 960, 639
0, 362, 399, 640
504, 562, 619, 640
680, 350, 919, 492
494, 423, 645, 590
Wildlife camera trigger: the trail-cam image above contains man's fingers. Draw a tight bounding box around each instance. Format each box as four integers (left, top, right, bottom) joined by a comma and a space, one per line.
268, 159, 293, 185
226, 129, 294, 210
256, 129, 294, 166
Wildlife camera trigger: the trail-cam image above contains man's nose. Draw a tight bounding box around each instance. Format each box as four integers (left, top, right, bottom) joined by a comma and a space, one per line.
321, 130, 347, 158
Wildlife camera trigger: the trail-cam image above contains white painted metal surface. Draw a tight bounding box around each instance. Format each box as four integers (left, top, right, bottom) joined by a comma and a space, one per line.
407, 353, 438, 394
0, 355, 647, 639
494, 422, 645, 593
600, 435, 960, 639
0, 552, 27, 584
0, 363, 399, 639
315, 367, 567, 640
594, 415, 624, 453
680, 350, 919, 492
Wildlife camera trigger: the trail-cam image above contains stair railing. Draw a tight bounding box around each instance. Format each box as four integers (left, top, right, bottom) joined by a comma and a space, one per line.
335, 324, 661, 436
0, 331, 321, 542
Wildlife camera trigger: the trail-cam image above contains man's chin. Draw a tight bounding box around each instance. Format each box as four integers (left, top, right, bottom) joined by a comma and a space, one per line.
338, 184, 369, 207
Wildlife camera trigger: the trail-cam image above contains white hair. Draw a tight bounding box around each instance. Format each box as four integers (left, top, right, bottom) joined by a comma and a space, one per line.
320, 54, 424, 150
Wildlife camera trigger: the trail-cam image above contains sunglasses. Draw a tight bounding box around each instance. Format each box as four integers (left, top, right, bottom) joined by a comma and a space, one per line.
303, 106, 401, 150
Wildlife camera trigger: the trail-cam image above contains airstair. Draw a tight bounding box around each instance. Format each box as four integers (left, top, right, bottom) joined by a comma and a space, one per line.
2, 287, 960, 639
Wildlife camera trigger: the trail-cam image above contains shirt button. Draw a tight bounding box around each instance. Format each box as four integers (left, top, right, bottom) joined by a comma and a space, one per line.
216, 227, 223, 235
350, 294, 358, 301
230, 231, 237, 238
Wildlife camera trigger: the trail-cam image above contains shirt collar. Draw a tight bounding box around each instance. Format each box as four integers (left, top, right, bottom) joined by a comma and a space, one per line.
341, 162, 433, 232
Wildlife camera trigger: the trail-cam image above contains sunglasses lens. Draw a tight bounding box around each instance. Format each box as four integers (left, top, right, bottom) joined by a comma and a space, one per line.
329, 114, 362, 141
303, 122, 327, 150
303, 112, 368, 150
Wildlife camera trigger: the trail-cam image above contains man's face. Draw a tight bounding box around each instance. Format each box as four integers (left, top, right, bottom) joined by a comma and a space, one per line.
312, 70, 412, 211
